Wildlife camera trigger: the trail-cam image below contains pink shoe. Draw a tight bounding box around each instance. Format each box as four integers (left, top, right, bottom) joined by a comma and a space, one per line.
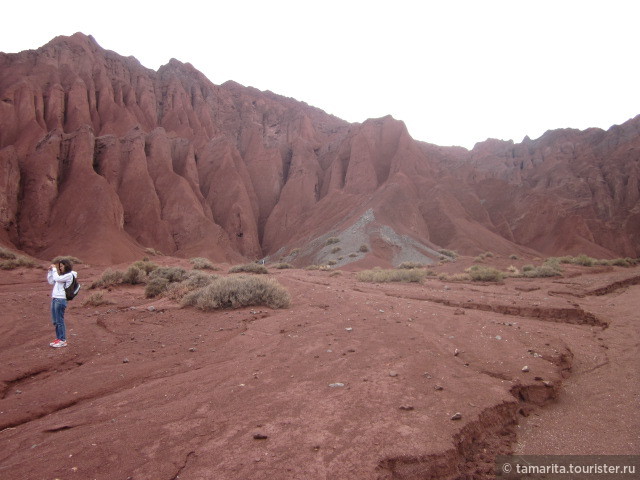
50, 339, 68, 348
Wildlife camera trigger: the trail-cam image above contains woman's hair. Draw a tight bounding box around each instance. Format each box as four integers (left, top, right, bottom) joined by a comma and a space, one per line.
59, 259, 73, 273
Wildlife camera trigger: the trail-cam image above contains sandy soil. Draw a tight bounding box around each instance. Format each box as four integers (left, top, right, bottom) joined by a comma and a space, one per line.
0, 259, 638, 479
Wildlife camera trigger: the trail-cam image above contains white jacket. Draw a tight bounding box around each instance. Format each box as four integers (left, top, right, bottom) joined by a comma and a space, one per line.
47, 268, 78, 299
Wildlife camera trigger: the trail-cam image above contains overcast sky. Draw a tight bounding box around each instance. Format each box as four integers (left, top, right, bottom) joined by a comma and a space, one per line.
2, 0, 638, 149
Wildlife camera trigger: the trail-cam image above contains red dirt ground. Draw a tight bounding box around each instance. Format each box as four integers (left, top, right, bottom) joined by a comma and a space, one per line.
1, 258, 638, 479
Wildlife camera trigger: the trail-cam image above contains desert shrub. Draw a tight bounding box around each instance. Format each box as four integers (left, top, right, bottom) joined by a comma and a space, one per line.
348, 253, 357, 258
165, 271, 218, 301
484, 251, 494, 258
473, 256, 485, 263
331, 246, 341, 254
144, 248, 163, 256
131, 260, 158, 274
83, 291, 112, 306
273, 262, 294, 269
398, 262, 424, 269
357, 268, 425, 283
359, 244, 370, 253
123, 265, 147, 285
289, 248, 300, 256
229, 263, 268, 274
509, 254, 519, 260
572, 254, 596, 267
149, 266, 188, 282
522, 265, 562, 278
190, 257, 218, 270
507, 265, 520, 275
438, 273, 471, 282
0, 255, 37, 270
522, 264, 535, 272
145, 277, 169, 298
93, 269, 125, 288
438, 249, 458, 259
182, 275, 290, 310
609, 258, 630, 267
325, 237, 340, 245
52, 255, 82, 265
327, 260, 337, 266
467, 266, 504, 282
305, 265, 321, 270
0, 248, 17, 259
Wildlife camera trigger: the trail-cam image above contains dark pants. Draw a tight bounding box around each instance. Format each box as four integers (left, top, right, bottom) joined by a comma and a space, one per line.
51, 298, 67, 341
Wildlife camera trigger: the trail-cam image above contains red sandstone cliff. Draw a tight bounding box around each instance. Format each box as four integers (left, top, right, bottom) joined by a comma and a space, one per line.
0, 33, 637, 264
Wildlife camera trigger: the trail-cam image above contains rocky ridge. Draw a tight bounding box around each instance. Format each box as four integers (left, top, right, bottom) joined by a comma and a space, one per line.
0, 33, 638, 265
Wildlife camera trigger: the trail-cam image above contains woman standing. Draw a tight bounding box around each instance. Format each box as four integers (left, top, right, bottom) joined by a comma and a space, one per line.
47, 259, 77, 348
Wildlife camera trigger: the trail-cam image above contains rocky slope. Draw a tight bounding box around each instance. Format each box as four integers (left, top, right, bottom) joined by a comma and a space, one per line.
0, 33, 638, 264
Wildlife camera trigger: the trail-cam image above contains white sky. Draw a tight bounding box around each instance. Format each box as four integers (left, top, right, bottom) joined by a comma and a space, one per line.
2, 0, 638, 149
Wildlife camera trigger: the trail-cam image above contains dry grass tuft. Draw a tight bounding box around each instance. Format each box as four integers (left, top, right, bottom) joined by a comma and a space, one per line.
229, 263, 268, 274
182, 275, 290, 310
190, 257, 219, 270
357, 268, 425, 283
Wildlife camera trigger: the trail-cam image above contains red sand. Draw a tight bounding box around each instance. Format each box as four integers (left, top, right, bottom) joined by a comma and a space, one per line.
1, 260, 638, 479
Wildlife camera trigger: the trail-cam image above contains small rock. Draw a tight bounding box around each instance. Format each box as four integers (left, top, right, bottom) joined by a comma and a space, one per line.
122, 358, 129, 363
543, 381, 554, 388
495, 335, 502, 340
253, 433, 268, 440
454, 349, 460, 356
454, 308, 465, 315
189, 347, 196, 352
389, 371, 399, 377
522, 366, 530, 372
451, 412, 462, 420
147, 306, 156, 312
434, 385, 444, 391
399, 405, 414, 411
534, 376, 543, 381
345, 327, 353, 332
328, 383, 345, 388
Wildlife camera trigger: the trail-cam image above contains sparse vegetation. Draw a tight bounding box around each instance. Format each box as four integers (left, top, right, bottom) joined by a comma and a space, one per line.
273, 262, 294, 269
190, 257, 218, 270
357, 268, 425, 283
331, 246, 341, 254
521, 264, 562, 278
0, 255, 37, 270
289, 248, 300, 256
509, 254, 519, 260
438, 273, 471, 282
325, 237, 340, 245
131, 260, 159, 274
123, 265, 147, 285
229, 263, 268, 274
145, 277, 169, 298
93, 269, 125, 288
467, 265, 504, 282
0, 247, 17, 259
144, 248, 163, 256
164, 271, 219, 301
327, 260, 337, 265
359, 244, 369, 253
438, 249, 458, 259
397, 262, 425, 269
52, 255, 82, 265
182, 275, 290, 310
83, 291, 112, 306
145, 267, 189, 297
349, 253, 358, 258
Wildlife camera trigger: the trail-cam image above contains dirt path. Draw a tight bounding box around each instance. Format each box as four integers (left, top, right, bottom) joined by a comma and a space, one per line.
514, 284, 640, 454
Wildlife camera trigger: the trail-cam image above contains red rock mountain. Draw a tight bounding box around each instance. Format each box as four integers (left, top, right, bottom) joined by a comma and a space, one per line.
0, 33, 638, 265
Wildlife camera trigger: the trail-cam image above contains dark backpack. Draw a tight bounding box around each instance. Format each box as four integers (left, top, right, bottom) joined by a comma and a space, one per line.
65, 275, 81, 300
